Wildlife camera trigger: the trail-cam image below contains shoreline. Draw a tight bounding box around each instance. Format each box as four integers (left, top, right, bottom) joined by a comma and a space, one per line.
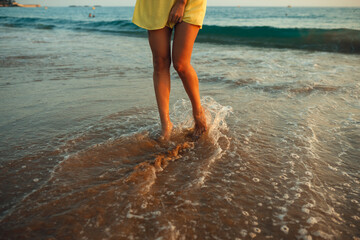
0, 6, 359, 239
0, 3, 40, 7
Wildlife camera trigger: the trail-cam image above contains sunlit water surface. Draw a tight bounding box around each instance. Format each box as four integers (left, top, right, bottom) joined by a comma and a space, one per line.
0, 7, 360, 240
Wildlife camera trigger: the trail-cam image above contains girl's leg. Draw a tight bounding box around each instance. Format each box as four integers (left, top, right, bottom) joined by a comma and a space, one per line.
148, 27, 173, 140
172, 22, 207, 137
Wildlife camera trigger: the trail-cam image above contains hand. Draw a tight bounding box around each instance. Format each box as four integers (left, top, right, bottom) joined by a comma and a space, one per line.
168, 1, 186, 24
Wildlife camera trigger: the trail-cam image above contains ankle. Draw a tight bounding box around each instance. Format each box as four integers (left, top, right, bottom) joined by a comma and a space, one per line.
193, 106, 204, 117
161, 120, 173, 129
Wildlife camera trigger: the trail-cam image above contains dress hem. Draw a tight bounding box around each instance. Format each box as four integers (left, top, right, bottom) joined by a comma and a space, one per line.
132, 20, 202, 30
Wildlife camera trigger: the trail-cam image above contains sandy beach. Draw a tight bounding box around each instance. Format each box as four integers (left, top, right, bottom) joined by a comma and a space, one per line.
1, 6, 360, 239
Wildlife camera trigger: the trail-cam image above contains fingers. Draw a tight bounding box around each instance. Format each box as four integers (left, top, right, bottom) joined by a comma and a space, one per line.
169, 13, 182, 24
168, 10, 174, 23
168, 1, 187, 24
169, 8, 176, 23
168, 4, 185, 24
173, 15, 179, 23
170, 15, 183, 23
169, 12, 175, 24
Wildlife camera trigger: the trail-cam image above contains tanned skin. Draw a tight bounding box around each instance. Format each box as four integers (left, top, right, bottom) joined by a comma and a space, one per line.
148, 0, 207, 140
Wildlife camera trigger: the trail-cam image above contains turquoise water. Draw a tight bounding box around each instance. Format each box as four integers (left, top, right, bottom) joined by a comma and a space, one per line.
0, 6, 359, 239
1, 7, 360, 52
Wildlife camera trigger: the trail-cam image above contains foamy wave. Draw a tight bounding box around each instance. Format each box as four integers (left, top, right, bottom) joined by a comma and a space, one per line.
2, 16, 359, 53
170, 97, 233, 187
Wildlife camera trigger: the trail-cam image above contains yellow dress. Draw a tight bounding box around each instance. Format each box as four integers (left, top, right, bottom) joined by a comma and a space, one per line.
132, 0, 207, 30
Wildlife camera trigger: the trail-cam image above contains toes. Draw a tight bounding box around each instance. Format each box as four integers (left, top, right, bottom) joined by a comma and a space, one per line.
192, 124, 207, 141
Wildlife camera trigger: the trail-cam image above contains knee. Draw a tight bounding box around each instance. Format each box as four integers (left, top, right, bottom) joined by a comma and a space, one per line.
153, 56, 171, 73
173, 59, 189, 76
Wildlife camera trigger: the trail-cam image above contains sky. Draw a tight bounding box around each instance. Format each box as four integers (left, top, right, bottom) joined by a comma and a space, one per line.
15, 0, 360, 7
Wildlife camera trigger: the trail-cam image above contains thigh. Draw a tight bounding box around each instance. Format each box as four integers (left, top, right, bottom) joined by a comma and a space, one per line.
172, 22, 200, 64
148, 27, 173, 63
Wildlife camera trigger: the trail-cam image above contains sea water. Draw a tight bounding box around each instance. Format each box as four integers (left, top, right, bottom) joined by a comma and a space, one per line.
0, 6, 359, 239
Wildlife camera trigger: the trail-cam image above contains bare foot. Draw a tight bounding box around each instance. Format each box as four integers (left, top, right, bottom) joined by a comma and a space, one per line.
160, 122, 173, 141
193, 107, 207, 139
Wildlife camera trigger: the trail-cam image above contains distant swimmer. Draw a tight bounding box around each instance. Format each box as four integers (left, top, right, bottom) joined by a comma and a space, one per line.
89, 13, 92, 18
93, 14, 95, 18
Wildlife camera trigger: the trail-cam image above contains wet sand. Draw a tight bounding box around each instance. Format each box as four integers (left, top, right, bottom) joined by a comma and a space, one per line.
1, 8, 360, 239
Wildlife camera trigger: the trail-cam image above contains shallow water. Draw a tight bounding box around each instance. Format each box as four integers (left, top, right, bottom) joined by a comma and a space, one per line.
1, 7, 360, 240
